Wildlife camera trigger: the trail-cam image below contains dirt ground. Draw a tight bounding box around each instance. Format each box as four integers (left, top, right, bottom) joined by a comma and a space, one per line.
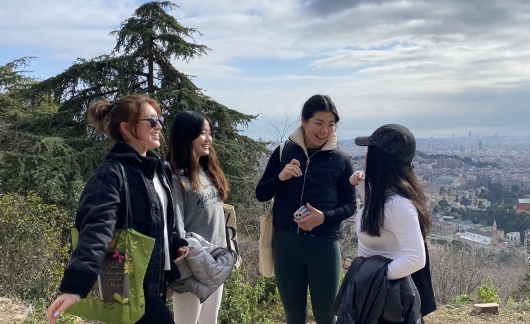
2, 297, 529, 324
293, 304, 529, 324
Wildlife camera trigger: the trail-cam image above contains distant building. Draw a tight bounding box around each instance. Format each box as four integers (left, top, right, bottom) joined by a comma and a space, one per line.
506, 232, 521, 245
458, 220, 474, 232
468, 131, 472, 138
474, 198, 491, 208
479, 141, 482, 150
431, 219, 455, 237
435, 176, 457, 185
462, 228, 497, 245
516, 199, 530, 214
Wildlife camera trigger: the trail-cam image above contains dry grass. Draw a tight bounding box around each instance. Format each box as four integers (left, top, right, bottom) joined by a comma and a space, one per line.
424, 304, 529, 324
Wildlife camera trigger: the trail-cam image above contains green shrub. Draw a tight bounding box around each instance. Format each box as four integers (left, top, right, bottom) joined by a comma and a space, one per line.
0, 192, 71, 302
450, 293, 475, 307
477, 277, 501, 304
219, 271, 281, 324
505, 297, 530, 311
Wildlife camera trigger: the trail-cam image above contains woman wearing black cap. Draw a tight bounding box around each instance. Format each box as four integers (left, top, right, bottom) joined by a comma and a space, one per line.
340, 124, 434, 323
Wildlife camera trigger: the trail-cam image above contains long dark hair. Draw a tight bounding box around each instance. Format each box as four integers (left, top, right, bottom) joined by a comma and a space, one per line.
361, 146, 431, 239
165, 111, 229, 201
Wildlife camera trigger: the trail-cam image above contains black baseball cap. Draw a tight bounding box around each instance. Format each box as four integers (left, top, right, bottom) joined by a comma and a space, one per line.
355, 124, 416, 163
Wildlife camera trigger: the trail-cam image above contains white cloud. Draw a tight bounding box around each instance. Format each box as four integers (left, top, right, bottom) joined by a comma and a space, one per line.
2, 0, 530, 137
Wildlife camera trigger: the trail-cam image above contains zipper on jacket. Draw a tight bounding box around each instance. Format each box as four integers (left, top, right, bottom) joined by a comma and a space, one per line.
297, 156, 311, 234
300, 157, 310, 206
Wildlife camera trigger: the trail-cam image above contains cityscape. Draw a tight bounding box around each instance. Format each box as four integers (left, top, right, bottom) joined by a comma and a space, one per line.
337, 133, 530, 250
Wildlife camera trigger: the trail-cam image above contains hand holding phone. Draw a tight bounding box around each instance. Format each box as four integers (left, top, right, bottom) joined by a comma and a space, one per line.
294, 205, 310, 220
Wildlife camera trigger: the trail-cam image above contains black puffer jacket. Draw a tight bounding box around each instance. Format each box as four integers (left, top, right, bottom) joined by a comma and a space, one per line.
59, 142, 187, 298
256, 128, 356, 238
333, 255, 422, 324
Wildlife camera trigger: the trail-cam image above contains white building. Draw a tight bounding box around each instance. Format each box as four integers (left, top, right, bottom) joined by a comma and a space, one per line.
462, 228, 494, 245
506, 232, 521, 244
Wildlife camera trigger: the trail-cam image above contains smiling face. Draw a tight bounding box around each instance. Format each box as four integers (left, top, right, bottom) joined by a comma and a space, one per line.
122, 103, 162, 155
192, 119, 212, 158
301, 111, 337, 149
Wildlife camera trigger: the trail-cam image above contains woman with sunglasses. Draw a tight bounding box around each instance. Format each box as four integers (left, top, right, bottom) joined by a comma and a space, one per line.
165, 111, 230, 324
255, 95, 356, 324
47, 94, 189, 324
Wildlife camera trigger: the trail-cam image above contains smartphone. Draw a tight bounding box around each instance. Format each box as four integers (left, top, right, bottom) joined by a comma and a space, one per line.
294, 205, 310, 220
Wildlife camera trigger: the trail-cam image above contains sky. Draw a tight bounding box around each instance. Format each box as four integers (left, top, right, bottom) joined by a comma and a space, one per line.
1, 0, 530, 141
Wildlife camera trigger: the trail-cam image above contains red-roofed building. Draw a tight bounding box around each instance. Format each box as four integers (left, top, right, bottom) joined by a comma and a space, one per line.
516, 199, 530, 214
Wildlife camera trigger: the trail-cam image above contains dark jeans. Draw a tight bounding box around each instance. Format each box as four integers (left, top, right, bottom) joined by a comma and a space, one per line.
273, 229, 341, 324
136, 296, 174, 324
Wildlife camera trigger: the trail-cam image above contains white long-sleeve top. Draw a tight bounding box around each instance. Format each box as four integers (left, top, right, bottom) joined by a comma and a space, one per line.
356, 192, 426, 280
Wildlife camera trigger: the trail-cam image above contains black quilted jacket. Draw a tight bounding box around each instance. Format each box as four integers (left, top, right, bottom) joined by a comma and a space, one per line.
59, 142, 187, 298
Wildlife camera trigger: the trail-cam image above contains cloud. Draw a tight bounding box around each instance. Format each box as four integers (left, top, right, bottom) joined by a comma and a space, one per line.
2, 0, 530, 137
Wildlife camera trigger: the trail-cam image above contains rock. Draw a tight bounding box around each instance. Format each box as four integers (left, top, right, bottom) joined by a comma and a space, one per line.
0, 297, 28, 324
471, 303, 499, 315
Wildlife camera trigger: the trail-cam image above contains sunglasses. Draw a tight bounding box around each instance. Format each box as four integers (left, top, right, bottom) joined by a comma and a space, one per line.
140, 115, 165, 128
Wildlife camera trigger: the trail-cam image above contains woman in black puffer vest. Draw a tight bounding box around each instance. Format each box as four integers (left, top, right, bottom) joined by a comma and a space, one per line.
256, 94, 356, 324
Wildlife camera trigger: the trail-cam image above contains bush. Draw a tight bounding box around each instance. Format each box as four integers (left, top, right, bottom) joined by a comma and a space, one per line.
450, 293, 475, 307
477, 277, 501, 304
505, 296, 530, 311
219, 271, 282, 324
0, 192, 71, 302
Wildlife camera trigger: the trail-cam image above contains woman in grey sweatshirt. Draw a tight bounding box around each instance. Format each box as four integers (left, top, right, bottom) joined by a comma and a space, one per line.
166, 111, 230, 324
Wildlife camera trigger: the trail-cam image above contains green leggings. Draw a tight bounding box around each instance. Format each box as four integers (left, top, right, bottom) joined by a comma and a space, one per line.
273, 229, 341, 324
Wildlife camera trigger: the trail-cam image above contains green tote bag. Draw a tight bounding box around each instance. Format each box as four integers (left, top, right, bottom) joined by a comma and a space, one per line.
65, 161, 155, 324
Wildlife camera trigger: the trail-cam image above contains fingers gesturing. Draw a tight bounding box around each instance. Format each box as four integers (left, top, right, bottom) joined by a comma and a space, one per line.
279, 159, 303, 181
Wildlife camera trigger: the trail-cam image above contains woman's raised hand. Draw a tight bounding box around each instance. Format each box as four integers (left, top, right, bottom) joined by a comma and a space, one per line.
279, 159, 302, 181
349, 171, 365, 186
